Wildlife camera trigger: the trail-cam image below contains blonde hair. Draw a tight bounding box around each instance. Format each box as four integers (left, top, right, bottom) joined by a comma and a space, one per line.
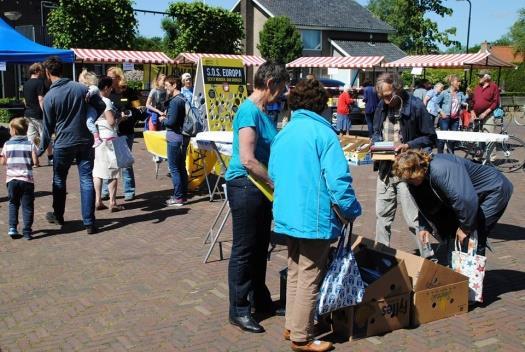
9, 117, 29, 136
154, 73, 166, 89
78, 69, 98, 86
446, 75, 459, 85
107, 66, 127, 88
393, 150, 432, 181
434, 82, 444, 90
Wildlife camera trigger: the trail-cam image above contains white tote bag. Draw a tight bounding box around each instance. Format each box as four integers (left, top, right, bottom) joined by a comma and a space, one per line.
113, 136, 134, 169
451, 232, 487, 303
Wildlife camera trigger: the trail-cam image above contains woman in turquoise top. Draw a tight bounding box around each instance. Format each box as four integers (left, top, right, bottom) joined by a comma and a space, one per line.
225, 62, 289, 334
269, 79, 361, 351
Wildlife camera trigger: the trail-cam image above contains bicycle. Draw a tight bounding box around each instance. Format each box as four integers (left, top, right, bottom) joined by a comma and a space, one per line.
452, 115, 525, 173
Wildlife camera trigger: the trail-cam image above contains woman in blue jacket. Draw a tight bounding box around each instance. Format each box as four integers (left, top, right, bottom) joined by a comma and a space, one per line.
269, 79, 362, 352
435, 75, 467, 153
393, 150, 512, 264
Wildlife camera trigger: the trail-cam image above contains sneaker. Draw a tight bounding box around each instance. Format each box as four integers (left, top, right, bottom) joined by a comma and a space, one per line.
92, 139, 103, 148
85, 225, 98, 235
45, 212, 64, 226
166, 197, 185, 207
47, 158, 53, 166
8, 227, 20, 239
124, 194, 135, 201
23, 233, 33, 241
152, 155, 162, 163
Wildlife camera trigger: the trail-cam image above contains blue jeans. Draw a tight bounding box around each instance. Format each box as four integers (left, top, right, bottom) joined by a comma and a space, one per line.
102, 134, 135, 197
52, 145, 95, 226
437, 118, 459, 153
7, 180, 34, 235
167, 137, 189, 199
365, 112, 374, 137
227, 176, 273, 317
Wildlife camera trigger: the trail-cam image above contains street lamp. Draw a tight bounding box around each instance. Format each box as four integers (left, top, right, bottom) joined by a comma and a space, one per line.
456, 0, 472, 53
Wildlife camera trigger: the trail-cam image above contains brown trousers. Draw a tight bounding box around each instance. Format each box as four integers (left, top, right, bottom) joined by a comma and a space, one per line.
285, 237, 332, 342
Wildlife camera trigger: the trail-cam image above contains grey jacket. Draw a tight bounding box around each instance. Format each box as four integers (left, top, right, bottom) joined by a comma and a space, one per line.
40, 78, 104, 154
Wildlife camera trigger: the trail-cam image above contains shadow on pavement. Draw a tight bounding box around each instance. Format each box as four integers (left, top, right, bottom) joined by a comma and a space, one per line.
489, 223, 525, 242
477, 269, 525, 307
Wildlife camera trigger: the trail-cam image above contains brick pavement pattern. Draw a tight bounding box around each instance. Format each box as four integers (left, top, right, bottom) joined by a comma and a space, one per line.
0, 130, 524, 351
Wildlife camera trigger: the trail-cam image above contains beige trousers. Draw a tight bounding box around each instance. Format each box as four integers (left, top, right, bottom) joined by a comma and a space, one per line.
285, 237, 332, 342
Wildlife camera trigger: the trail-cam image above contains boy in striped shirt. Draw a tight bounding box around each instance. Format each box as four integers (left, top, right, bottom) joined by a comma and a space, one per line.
0, 117, 39, 240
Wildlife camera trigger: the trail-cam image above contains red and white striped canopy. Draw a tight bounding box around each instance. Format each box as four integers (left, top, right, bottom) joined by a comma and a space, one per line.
73, 48, 175, 64
383, 51, 514, 68
175, 53, 265, 66
286, 56, 384, 68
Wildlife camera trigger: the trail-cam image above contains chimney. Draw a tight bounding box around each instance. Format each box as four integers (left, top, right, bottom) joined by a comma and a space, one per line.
479, 41, 490, 53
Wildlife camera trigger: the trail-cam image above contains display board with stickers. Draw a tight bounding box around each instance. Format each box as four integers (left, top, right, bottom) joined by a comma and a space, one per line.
193, 58, 248, 132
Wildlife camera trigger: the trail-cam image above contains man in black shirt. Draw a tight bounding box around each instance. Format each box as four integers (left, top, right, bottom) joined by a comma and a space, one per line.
23, 63, 53, 165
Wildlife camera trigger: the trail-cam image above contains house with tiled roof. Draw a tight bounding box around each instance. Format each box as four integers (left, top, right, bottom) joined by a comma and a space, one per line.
232, 0, 405, 84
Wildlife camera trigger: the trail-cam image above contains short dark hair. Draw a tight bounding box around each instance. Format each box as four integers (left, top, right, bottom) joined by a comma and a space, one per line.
43, 56, 63, 77
253, 61, 289, 90
288, 79, 328, 115
98, 75, 113, 90
165, 75, 182, 90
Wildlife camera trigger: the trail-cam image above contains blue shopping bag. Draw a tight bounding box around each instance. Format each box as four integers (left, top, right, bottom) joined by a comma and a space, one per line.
317, 222, 365, 316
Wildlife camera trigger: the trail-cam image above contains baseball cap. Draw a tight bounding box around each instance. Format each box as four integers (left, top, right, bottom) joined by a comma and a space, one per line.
477, 69, 491, 77
181, 73, 192, 81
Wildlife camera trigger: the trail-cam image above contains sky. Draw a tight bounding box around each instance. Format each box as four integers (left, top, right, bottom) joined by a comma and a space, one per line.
134, 0, 522, 50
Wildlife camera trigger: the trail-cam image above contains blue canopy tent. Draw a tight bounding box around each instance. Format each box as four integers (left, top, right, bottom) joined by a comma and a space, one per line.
0, 17, 74, 97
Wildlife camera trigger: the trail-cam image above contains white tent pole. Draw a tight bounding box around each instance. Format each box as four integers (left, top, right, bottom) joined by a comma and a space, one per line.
72, 62, 76, 81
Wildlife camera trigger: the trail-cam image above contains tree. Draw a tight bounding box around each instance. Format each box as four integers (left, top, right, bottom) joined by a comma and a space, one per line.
133, 36, 165, 52
509, 8, 525, 58
367, 0, 460, 54
257, 16, 303, 64
164, 2, 244, 56
47, 0, 137, 50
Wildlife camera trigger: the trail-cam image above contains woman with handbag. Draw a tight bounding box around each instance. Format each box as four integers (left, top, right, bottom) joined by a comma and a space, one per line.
269, 79, 362, 352
92, 76, 124, 212
435, 75, 467, 153
393, 150, 513, 264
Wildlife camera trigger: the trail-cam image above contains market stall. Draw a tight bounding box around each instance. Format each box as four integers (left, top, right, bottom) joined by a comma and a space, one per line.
383, 51, 515, 84
72, 48, 175, 89
0, 17, 74, 98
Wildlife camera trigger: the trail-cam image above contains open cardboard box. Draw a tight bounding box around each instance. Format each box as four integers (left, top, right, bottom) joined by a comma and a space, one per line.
351, 236, 469, 326
338, 136, 372, 165
331, 246, 412, 340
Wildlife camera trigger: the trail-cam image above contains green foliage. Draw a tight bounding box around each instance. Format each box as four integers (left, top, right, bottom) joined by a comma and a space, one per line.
126, 80, 143, 91
499, 63, 525, 93
164, 2, 244, 56
0, 97, 20, 106
368, 0, 460, 54
0, 109, 12, 123
257, 16, 303, 64
509, 8, 525, 57
132, 36, 165, 52
47, 0, 137, 49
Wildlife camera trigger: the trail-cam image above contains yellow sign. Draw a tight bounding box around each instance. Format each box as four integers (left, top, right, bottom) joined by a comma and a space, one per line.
194, 57, 248, 132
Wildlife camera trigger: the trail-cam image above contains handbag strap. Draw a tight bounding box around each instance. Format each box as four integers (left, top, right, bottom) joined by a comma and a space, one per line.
455, 231, 478, 256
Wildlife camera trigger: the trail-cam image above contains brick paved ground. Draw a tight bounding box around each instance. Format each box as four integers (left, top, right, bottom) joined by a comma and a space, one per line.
0, 125, 524, 351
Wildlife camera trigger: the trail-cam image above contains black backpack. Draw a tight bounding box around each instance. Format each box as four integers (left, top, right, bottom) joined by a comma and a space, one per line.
176, 95, 204, 137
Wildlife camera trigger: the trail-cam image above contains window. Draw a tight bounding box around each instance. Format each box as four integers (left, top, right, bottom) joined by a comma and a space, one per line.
301, 30, 321, 51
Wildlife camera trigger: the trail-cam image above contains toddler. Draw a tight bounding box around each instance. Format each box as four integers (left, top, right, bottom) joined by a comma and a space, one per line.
0, 118, 39, 240
78, 70, 103, 148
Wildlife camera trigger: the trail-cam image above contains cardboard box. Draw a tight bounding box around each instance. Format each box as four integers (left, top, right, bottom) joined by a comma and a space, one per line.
339, 136, 372, 166
351, 236, 469, 326
331, 246, 412, 340
332, 293, 411, 340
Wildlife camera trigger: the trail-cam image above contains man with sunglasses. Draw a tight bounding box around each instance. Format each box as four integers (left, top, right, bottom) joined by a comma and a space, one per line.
471, 70, 500, 133
371, 72, 437, 256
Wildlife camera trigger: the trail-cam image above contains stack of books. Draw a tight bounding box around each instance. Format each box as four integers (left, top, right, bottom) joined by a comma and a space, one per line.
370, 142, 397, 161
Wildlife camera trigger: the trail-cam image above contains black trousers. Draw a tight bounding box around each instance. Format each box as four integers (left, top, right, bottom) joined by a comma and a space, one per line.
227, 176, 273, 317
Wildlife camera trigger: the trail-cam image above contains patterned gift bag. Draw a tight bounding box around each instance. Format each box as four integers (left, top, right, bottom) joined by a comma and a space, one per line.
317, 223, 365, 316
451, 232, 487, 302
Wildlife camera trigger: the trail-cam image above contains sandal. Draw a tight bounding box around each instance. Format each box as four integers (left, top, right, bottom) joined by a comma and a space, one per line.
96, 204, 108, 211
110, 205, 125, 213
